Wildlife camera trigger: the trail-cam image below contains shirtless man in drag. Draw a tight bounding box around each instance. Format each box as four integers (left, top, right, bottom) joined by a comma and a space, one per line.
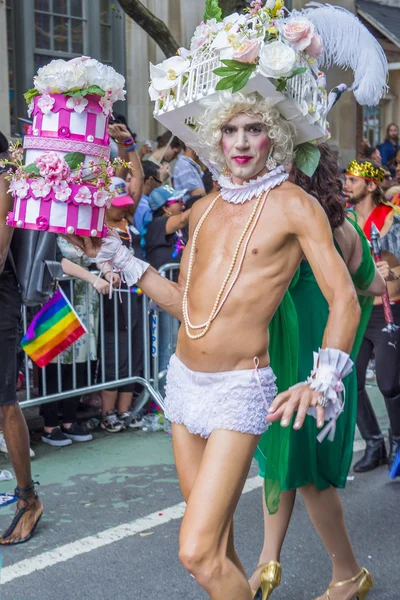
68, 92, 360, 600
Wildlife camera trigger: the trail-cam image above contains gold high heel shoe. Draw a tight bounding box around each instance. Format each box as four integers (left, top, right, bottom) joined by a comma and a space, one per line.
319, 568, 374, 600
252, 561, 282, 600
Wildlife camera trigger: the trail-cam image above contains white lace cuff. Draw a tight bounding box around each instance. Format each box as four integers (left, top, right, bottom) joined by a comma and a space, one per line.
306, 348, 353, 442
94, 229, 149, 288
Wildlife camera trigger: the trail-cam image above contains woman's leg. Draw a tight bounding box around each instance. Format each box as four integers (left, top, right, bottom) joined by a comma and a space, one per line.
300, 484, 361, 597
248, 488, 296, 590
172, 424, 246, 579
176, 427, 259, 600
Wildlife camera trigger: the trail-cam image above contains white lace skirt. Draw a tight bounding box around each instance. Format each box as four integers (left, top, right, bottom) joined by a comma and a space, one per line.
164, 354, 277, 438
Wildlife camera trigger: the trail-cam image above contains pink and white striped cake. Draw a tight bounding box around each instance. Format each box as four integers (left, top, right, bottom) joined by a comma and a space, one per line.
7, 57, 126, 238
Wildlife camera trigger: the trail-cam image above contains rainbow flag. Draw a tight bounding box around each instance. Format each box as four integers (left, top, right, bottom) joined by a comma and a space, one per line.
21, 288, 87, 368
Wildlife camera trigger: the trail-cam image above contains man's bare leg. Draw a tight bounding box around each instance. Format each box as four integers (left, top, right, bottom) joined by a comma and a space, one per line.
300, 484, 362, 599
0, 404, 43, 544
248, 488, 296, 591
176, 427, 259, 600
117, 391, 133, 415
172, 424, 246, 578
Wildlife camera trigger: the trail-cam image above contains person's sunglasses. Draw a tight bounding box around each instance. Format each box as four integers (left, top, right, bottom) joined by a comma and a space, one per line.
166, 198, 184, 206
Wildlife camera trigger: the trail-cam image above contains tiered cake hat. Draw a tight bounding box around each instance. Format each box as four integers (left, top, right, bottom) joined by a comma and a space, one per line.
150, 0, 388, 175
3, 57, 126, 238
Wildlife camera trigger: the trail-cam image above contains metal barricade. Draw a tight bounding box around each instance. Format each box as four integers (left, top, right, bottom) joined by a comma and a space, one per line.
19, 275, 165, 413
151, 263, 181, 393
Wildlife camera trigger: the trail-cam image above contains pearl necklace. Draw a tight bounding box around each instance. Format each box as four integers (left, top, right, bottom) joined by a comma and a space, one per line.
182, 190, 268, 340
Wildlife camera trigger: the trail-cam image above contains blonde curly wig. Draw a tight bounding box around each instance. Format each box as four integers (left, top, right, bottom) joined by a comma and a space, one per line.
197, 91, 296, 171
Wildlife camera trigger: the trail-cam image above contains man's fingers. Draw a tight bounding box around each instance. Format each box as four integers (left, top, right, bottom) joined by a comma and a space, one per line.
266, 405, 285, 423
268, 390, 291, 414
316, 404, 325, 428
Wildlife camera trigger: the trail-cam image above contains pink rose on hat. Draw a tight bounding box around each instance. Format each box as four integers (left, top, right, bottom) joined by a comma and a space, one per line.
35, 152, 70, 184
281, 18, 320, 53
233, 39, 260, 64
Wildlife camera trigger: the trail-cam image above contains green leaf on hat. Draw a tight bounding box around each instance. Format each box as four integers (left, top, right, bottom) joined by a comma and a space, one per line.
24, 163, 40, 176
213, 67, 242, 77
64, 152, 85, 170
204, 0, 222, 22
295, 142, 321, 177
275, 78, 287, 92
287, 67, 307, 80
220, 59, 254, 70
215, 74, 238, 91
231, 68, 254, 93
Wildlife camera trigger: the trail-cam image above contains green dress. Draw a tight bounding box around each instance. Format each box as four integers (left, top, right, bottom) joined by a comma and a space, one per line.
256, 219, 375, 513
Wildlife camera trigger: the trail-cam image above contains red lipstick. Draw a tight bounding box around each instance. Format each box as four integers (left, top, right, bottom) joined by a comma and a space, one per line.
233, 156, 252, 164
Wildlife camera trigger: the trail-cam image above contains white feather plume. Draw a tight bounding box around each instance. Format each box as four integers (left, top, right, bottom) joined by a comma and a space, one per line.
302, 3, 388, 106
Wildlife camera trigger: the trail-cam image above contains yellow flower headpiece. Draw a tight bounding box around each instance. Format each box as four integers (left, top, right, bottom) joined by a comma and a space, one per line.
345, 160, 385, 184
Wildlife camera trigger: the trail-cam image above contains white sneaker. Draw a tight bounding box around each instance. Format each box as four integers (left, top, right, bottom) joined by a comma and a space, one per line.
0, 432, 35, 457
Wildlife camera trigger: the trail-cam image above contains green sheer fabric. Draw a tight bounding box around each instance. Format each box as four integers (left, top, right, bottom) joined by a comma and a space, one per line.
254, 271, 299, 514
255, 219, 375, 512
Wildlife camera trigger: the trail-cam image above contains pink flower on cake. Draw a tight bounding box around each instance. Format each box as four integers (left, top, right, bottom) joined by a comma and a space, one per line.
6, 212, 14, 226
53, 180, 72, 202
99, 96, 113, 116
36, 216, 49, 231
281, 18, 315, 52
9, 178, 29, 199
58, 126, 70, 137
93, 189, 111, 208
106, 166, 115, 177
31, 177, 52, 198
37, 93, 56, 114
233, 39, 260, 63
66, 95, 89, 113
74, 186, 92, 204
35, 152, 70, 183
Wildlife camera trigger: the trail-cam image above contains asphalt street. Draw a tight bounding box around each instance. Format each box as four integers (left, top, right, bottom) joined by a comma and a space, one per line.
0, 384, 397, 600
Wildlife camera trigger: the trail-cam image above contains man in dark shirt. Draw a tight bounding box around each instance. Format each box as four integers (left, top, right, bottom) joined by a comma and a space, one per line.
0, 132, 43, 544
378, 123, 399, 171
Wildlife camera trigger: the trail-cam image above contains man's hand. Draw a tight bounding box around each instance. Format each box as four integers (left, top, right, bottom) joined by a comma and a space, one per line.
139, 143, 153, 159
376, 260, 398, 282
61, 234, 102, 259
158, 164, 171, 183
91, 277, 110, 295
108, 123, 132, 143
267, 383, 325, 429
104, 271, 120, 288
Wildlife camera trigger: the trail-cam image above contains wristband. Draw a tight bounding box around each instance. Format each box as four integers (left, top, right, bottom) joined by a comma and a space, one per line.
292, 348, 353, 442
123, 137, 134, 146
124, 144, 137, 152
93, 229, 149, 288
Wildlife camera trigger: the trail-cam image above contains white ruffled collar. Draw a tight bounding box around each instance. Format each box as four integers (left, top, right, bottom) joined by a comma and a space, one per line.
218, 166, 288, 204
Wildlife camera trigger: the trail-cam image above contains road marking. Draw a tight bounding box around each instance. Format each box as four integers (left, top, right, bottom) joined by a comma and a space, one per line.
1, 475, 263, 584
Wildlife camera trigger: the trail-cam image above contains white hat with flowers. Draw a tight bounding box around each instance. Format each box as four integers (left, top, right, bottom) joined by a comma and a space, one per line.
149, 0, 388, 175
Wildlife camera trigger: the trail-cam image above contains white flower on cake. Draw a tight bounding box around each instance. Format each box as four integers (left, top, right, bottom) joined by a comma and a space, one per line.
37, 94, 56, 114
84, 59, 126, 101
258, 41, 296, 77
30, 178, 52, 198
34, 60, 88, 94
150, 57, 190, 94
9, 179, 29, 199
74, 186, 92, 204
66, 95, 89, 113
53, 180, 72, 202
93, 189, 111, 208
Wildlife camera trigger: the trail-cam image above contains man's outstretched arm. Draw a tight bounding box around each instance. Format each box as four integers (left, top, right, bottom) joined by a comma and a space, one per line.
268, 190, 360, 430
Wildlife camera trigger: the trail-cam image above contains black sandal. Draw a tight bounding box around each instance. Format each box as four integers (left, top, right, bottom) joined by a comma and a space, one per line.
0, 481, 43, 545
